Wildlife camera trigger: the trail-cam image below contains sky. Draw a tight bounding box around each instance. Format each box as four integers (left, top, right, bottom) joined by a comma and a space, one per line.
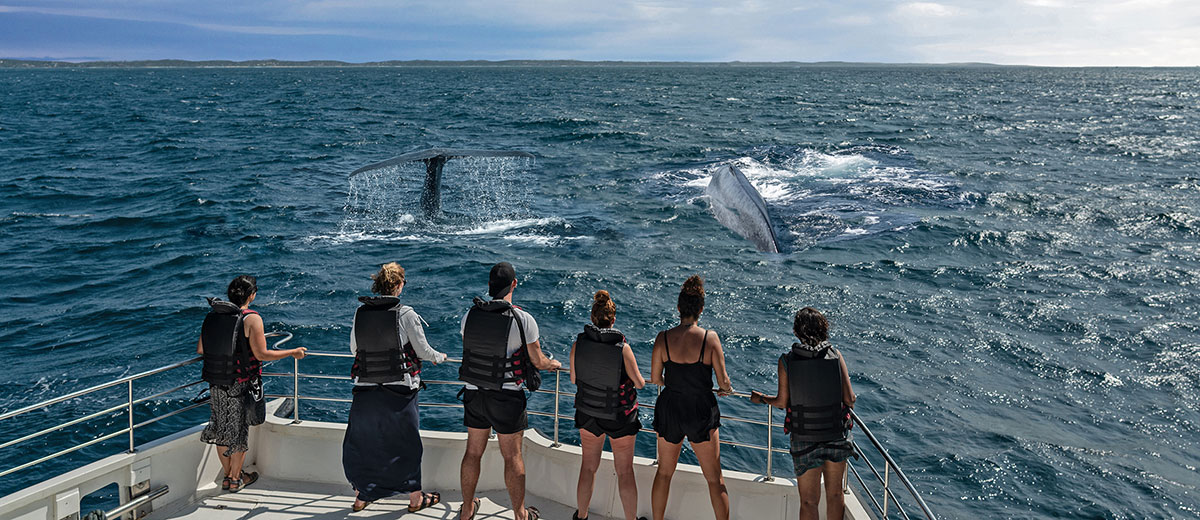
0, 0, 1197, 66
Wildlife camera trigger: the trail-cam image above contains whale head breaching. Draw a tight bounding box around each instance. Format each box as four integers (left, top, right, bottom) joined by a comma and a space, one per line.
350, 148, 535, 217
705, 164, 782, 253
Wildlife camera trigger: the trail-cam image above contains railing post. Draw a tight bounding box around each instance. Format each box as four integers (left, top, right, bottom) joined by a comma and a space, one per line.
552, 369, 561, 447
127, 380, 135, 453
653, 385, 660, 465
882, 460, 890, 517
843, 462, 850, 495
764, 404, 774, 481
292, 356, 300, 424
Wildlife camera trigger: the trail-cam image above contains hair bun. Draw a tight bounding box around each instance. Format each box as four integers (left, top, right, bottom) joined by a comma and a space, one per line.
682, 275, 704, 296
591, 289, 616, 328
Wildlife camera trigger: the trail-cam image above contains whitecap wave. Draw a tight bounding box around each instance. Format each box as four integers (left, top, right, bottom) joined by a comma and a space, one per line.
450, 217, 565, 235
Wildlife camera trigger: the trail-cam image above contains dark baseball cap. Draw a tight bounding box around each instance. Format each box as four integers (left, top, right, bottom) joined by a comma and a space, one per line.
488, 262, 516, 298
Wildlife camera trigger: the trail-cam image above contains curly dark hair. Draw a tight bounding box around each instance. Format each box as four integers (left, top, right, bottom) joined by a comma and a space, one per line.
792, 307, 829, 346
227, 275, 257, 307
677, 275, 705, 319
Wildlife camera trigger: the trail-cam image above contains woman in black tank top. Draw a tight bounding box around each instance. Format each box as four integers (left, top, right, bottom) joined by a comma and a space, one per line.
649, 276, 733, 520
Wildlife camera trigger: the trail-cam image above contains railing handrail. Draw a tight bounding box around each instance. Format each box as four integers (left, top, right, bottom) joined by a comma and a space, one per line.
0, 357, 204, 422
0, 332, 294, 423
0, 341, 936, 520
851, 409, 938, 520
0, 332, 294, 480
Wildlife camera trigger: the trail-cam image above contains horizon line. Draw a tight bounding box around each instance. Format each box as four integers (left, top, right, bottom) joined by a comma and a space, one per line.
1, 58, 1197, 69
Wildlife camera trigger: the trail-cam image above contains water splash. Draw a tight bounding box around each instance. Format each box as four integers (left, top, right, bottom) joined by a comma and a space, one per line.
338, 156, 535, 237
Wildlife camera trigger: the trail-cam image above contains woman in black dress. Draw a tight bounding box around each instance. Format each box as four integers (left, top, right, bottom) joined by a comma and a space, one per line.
570, 290, 647, 520
649, 276, 733, 520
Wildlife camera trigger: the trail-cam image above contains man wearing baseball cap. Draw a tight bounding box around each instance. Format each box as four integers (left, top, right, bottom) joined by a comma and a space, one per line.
457, 262, 560, 520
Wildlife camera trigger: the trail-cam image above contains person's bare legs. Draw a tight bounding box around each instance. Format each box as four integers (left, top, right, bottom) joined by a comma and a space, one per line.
229, 450, 246, 480
576, 429, 605, 518
797, 465, 823, 520
459, 427, 490, 519
822, 461, 847, 520
692, 429, 729, 520
609, 433, 639, 520
651, 437, 682, 520
215, 446, 231, 480
497, 431, 530, 520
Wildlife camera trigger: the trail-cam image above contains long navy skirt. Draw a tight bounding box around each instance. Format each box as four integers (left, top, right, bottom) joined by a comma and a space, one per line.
342, 385, 422, 501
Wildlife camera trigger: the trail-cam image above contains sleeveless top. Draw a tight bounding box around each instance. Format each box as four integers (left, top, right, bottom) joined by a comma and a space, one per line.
663, 329, 714, 393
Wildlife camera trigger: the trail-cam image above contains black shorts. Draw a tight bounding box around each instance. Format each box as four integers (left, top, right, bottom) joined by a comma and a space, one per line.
462, 389, 527, 435
575, 410, 642, 439
652, 389, 721, 444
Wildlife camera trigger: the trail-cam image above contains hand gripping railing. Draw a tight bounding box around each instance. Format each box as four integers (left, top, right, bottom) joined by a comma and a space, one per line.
0, 332, 293, 480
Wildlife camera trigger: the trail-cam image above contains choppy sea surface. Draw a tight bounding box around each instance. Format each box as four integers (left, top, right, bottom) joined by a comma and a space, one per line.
1, 66, 1198, 518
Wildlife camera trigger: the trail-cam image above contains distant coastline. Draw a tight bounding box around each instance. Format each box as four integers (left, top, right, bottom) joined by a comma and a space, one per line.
0, 58, 1021, 69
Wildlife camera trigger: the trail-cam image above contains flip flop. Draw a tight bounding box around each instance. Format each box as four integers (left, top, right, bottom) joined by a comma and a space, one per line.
525, 506, 541, 520
352, 498, 372, 512
460, 497, 481, 520
407, 491, 441, 513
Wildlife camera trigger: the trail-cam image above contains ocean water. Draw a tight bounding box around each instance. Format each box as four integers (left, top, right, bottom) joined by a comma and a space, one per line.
1, 66, 1198, 519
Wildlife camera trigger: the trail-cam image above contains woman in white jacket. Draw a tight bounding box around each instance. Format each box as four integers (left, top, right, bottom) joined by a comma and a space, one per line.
342, 262, 447, 513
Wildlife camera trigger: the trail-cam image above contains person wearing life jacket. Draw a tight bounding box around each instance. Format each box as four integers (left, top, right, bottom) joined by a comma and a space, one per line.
648, 275, 733, 520
457, 262, 560, 520
197, 275, 306, 493
750, 307, 857, 520
570, 290, 647, 520
342, 262, 447, 514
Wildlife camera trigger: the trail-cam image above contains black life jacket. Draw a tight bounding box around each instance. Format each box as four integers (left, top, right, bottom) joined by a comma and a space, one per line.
350, 296, 422, 384
200, 298, 260, 386
459, 297, 527, 390
573, 325, 637, 421
784, 344, 847, 442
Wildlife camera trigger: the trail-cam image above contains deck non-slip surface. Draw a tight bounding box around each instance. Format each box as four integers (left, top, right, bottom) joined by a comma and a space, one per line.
152, 476, 620, 520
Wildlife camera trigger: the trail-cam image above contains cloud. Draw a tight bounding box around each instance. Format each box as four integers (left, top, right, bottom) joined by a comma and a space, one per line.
0, 0, 1197, 65
895, 2, 958, 17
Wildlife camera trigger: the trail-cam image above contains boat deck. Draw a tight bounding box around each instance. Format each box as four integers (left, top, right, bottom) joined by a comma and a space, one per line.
156, 475, 618, 520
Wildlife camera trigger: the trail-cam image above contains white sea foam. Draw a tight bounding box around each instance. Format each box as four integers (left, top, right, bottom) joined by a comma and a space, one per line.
10, 212, 93, 218
450, 217, 564, 235
503, 234, 588, 246
304, 230, 442, 245
789, 150, 878, 176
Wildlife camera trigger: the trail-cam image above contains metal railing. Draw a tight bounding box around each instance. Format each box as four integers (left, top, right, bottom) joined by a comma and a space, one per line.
0, 336, 936, 520
0, 332, 292, 481
265, 350, 937, 520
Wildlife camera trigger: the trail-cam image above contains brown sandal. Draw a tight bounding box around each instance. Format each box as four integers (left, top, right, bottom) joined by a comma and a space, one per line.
228, 471, 258, 493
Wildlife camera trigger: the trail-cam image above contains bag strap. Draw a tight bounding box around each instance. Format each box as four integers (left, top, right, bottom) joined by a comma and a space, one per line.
509, 308, 534, 394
